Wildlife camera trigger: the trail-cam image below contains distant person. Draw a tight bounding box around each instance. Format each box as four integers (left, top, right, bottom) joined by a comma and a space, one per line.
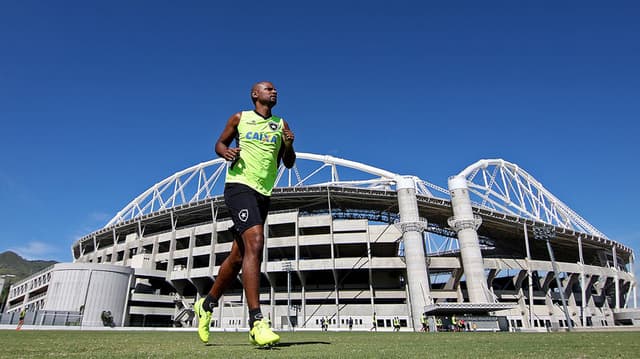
348, 317, 353, 331
370, 312, 377, 332
193, 81, 296, 347
101, 310, 115, 328
393, 316, 400, 332
16, 308, 26, 330
420, 312, 428, 332
457, 318, 465, 332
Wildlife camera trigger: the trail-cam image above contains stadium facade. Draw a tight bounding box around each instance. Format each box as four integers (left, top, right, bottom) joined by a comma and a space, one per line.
4, 153, 638, 330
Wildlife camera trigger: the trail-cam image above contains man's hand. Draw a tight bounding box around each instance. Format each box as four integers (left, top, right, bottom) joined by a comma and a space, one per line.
222, 147, 241, 161
279, 120, 296, 168
283, 128, 295, 146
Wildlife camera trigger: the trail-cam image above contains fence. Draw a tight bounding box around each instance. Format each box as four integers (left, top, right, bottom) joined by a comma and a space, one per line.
0, 310, 83, 326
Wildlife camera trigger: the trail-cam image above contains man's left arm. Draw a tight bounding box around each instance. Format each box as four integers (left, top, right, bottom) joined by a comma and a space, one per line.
279, 120, 296, 168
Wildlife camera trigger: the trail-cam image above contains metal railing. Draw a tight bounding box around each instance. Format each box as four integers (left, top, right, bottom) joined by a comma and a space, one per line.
0, 310, 83, 326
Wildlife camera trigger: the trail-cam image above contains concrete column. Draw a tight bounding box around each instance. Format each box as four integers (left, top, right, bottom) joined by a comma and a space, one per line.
367, 226, 375, 312
269, 281, 276, 327
632, 254, 637, 309
523, 223, 535, 328
613, 246, 620, 310
187, 229, 195, 277
217, 294, 224, 329
94, 234, 100, 263
328, 199, 340, 329
301, 285, 307, 328
136, 221, 144, 260
167, 211, 177, 276
578, 236, 586, 326
242, 292, 247, 328
447, 175, 489, 303
209, 203, 218, 277
396, 176, 432, 331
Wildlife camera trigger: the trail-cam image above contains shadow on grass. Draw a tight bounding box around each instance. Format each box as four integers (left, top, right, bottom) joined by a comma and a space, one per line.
277, 341, 331, 347
254, 341, 332, 350
204, 343, 253, 347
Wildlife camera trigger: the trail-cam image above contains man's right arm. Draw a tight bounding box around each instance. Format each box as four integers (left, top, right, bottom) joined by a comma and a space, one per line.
215, 112, 242, 161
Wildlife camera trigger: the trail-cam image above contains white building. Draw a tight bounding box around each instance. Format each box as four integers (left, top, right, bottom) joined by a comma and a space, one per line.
5, 154, 638, 330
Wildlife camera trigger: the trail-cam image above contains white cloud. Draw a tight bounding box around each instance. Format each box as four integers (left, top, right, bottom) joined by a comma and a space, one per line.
64, 210, 114, 243
89, 211, 111, 223
11, 241, 58, 260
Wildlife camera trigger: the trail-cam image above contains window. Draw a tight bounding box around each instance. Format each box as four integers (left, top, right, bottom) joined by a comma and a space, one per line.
299, 226, 330, 236
269, 223, 296, 237
195, 234, 212, 247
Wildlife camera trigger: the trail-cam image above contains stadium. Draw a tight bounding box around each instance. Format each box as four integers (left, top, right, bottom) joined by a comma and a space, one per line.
4, 153, 638, 331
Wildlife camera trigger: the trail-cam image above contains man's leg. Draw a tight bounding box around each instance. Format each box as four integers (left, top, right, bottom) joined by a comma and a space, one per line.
209, 237, 245, 299
242, 225, 280, 345
239, 225, 263, 311
194, 238, 244, 344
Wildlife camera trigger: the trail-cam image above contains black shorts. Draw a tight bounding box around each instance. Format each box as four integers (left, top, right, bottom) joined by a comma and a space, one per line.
224, 183, 270, 235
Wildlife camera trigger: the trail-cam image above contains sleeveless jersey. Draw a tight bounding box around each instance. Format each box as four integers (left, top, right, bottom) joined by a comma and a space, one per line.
225, 110, 284, 196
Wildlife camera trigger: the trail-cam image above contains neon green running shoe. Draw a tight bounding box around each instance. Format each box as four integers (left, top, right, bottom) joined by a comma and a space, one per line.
194, 298, 212, 344
249, 318, 280, 346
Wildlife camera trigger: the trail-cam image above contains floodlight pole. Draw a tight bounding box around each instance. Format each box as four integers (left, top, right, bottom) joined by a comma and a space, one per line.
282, 261, 293, 331
533, 226, 573, 331
632, 254, 637, 309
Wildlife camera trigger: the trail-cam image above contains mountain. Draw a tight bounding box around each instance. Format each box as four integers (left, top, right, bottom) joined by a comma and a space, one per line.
0, 250, 58, 281
0, 251, 58, 309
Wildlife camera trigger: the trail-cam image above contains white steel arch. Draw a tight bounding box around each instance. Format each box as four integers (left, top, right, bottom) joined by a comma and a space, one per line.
456, 159, 607, 238
105, 153, 448, 227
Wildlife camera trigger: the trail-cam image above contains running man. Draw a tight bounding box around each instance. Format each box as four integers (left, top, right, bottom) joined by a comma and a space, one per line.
16, 308, 26, 330
194, 81, 296, 347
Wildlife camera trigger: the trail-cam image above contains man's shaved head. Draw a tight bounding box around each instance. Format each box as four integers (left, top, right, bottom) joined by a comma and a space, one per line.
251, 81, 272, 103
250, 81, 277, 106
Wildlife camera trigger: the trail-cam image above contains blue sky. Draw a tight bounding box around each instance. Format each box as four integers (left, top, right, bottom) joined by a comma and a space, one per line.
1, 0, 639, 285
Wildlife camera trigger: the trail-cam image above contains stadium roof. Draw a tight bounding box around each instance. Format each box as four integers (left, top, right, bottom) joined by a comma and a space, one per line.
73, 153, 631, 258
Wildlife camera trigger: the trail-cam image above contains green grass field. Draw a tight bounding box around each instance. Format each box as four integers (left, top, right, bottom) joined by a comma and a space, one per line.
1, 330, 638, 358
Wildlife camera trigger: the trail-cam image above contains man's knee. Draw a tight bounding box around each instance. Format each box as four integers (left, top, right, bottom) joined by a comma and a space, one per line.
242, 230, 264, 257
229, 251, 243, 270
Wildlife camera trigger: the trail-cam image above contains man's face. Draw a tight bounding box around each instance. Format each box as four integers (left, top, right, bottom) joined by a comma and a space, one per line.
253, 82, 277, 106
